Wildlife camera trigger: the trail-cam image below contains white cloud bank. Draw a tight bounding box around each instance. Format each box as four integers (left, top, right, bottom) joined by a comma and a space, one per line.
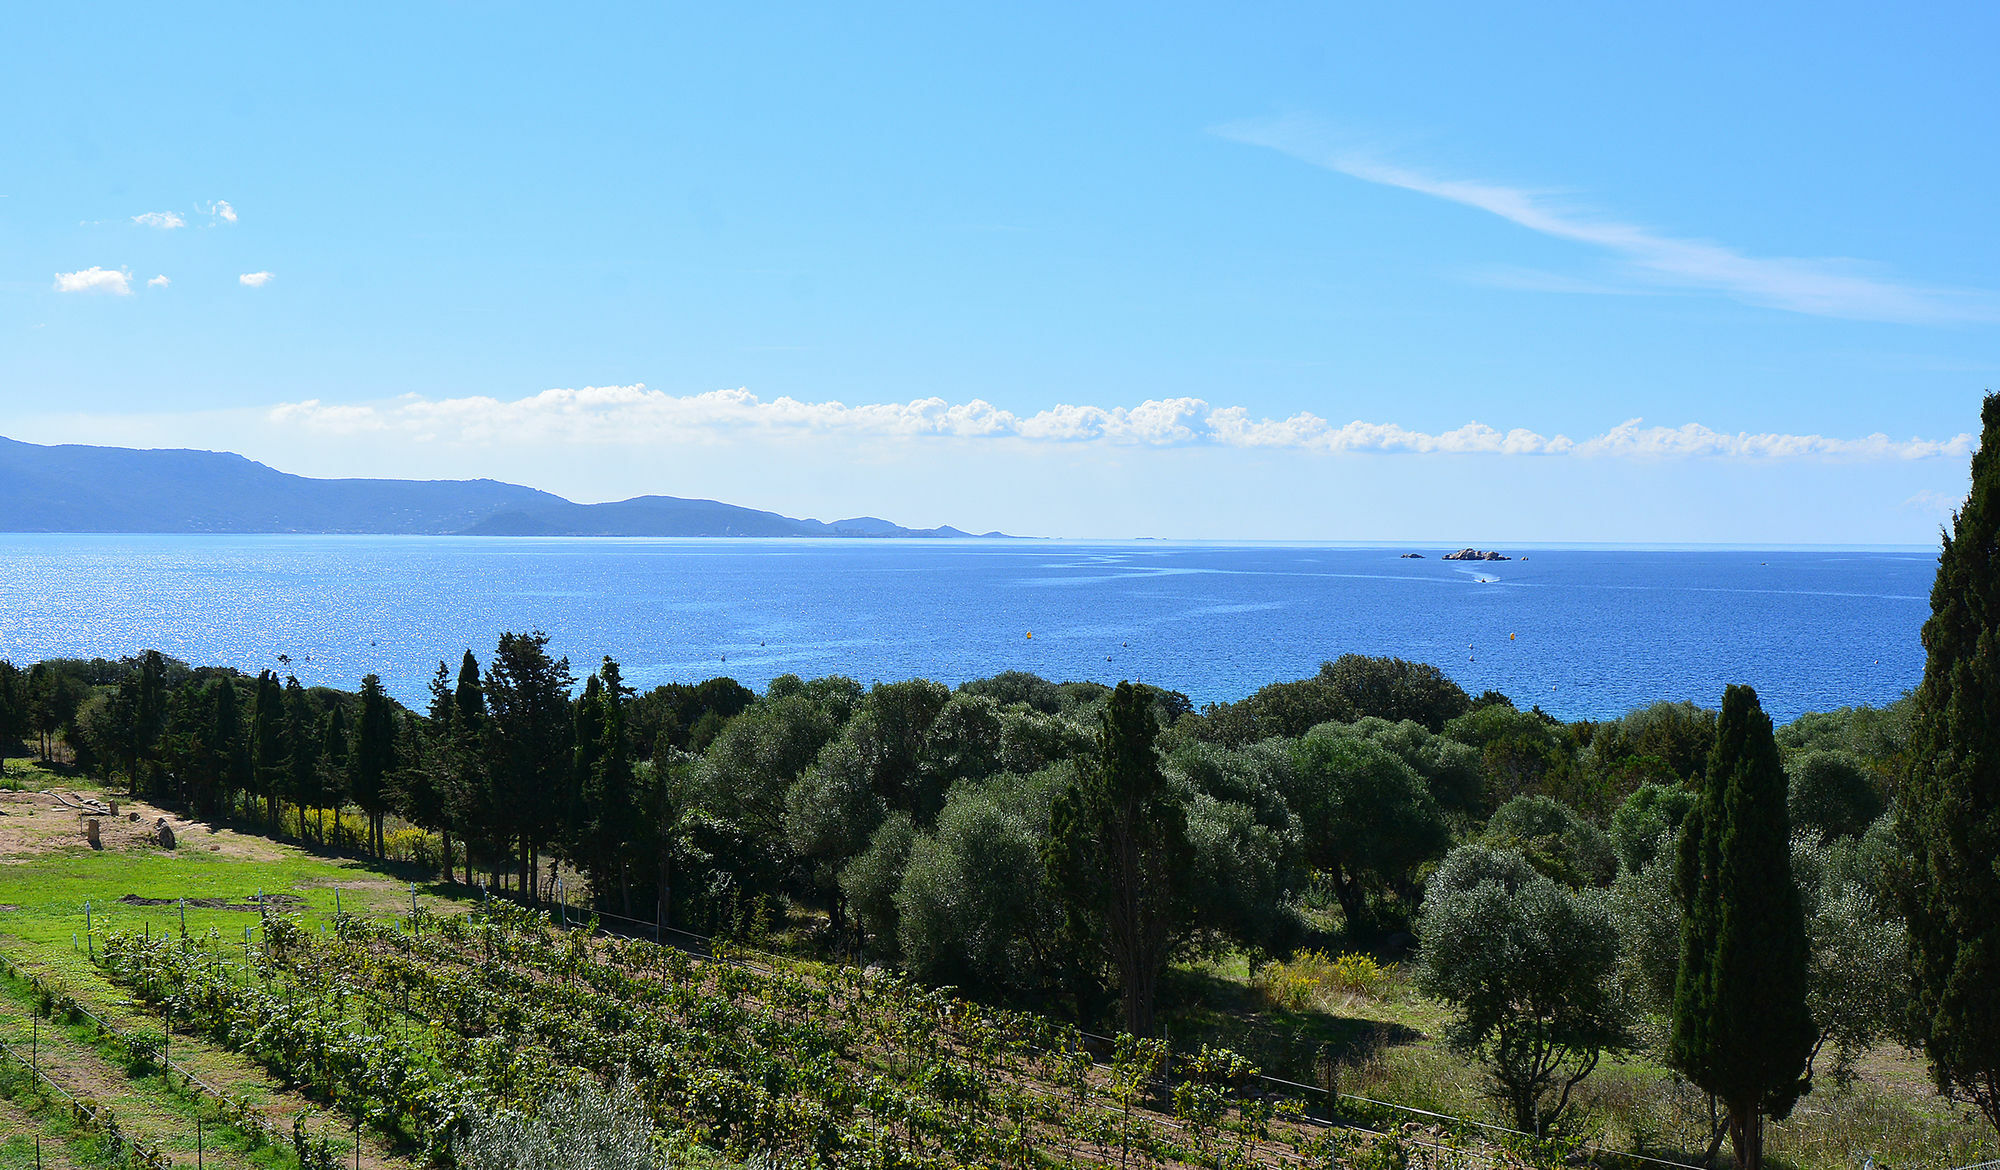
132, 210, 185, 229
267, 386, 1972, 461
238, 270, 272, 287
207, 200, 237, 224
1217, 116, 1997, 325
53, 267, 133, 295
147, 274, 170, 288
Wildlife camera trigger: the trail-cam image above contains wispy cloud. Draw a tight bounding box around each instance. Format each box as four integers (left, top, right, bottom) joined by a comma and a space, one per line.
238, 270, 273, 287
1217, 115, 1996, 325
53, 267, 132, 295
147, 274, 171, 288
266, 386, 1973, 461
1903, 489, 1965, 518
206, 200, 238, 224
132, 210, 185, 229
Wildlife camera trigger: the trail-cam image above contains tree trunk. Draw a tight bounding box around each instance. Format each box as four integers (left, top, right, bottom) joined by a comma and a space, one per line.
441, 829, 454, 883
1727, 1104, 1762, 1170
1329, 868, 1368, 939
657, 853, 673, 938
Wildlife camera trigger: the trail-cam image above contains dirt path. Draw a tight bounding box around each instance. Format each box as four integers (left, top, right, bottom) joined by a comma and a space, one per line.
0, 992, 409, 1170
0, 1092, 90, 1170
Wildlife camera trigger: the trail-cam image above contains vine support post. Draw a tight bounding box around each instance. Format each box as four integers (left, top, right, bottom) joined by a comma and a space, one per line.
85, 900, 93, 960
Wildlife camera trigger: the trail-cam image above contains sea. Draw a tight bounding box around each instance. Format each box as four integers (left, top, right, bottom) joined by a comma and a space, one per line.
0, 535, 1938, 723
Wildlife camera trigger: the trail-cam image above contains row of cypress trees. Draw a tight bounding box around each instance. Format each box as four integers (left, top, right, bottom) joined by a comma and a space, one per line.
1666, 393, 2000, 1170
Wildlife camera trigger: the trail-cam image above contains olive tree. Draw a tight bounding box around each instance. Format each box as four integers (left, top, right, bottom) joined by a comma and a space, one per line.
1287, 729, 1447, 933
1415, 845, 1635, 1136
1786, 750, 1884, 841
455, 1074, 656, 1170
1480, 794, 1616, 888
1792, 830, 1912, 1089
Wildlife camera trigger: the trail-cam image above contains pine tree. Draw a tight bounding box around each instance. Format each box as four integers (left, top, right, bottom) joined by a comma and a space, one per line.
1045, 680, 1191, 1036
1901, 391, 2000, 1136
1670, 684, 1815, 1170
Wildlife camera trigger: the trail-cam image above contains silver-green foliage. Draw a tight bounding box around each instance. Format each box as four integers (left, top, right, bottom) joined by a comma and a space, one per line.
455, 1074, 659, 1170
1791, 828, 1912, 1089
1609, 850, 1680, 1017
1415, 844, 1635, 1135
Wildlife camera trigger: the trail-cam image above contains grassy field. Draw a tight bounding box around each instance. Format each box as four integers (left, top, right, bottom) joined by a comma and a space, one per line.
0, 758, 440, 1170
2, 753, 1996, 1170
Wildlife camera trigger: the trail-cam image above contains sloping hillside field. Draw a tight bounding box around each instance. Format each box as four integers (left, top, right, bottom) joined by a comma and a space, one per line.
2, 771, 1993, 1170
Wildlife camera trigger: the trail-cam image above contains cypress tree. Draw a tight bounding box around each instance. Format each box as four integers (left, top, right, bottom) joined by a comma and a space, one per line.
283, 677, 317, 840
1045, 680, 1190, 1036
1901, 391, 2000, 1136
132, 650, 168, 797
352, 674, 398, 858
210, 678, 249, 819
317, 704, 349, 844
568, 673, 605, 882
1669, 683, 1815, 1170
483, 632, 574, 901
249, 670, 288, 832
450, 651, 489, 887
592, 659, 637, 915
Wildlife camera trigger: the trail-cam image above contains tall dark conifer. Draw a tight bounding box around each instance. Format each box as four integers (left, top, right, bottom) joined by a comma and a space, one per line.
249, 670, 288, 832
282, 677, 317, 840
574, 659, 637, 914
318, 704, 349, 844
352, 674, 398, 858
483, 632, 574, 900
450, 651, 490, 886
211, 678, 249, 818
568, 674, 605, 881
1670, 683, 1815, 1170
131, 650, 168, 797
1902, 392, 2000, 1136
1045, 680, 1190, 1036
400, 661, 459, 882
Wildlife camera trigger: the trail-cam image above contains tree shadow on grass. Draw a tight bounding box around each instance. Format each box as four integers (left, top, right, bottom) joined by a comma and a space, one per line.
1158, 962, 1422, 1086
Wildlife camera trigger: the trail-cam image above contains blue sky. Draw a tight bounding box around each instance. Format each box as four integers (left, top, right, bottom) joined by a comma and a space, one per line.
4, 3, 1996, 541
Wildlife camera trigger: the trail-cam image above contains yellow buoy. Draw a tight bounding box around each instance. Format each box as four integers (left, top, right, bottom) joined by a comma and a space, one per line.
1510, 633, 1516, 641
1025, 631, 1033, 640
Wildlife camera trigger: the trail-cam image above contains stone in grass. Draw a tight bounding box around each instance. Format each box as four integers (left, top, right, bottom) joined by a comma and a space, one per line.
155, 818, 176, 849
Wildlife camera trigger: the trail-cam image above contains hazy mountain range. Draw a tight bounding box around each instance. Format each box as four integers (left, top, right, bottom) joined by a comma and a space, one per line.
0, 437, 1005, 538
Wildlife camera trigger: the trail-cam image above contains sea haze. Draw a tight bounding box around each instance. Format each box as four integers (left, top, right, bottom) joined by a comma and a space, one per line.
0, 536, 1932, 722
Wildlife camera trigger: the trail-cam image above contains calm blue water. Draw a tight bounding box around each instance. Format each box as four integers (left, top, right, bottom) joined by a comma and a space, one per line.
0, 536, 1936, 722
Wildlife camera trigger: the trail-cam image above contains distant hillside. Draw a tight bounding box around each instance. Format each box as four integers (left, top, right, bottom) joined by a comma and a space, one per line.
0, 437, 1005, 538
